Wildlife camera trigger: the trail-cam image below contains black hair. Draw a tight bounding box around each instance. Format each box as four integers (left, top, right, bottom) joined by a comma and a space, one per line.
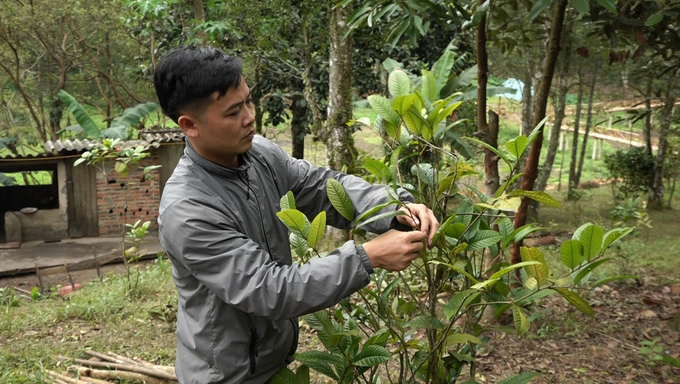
154, 46, 242, 123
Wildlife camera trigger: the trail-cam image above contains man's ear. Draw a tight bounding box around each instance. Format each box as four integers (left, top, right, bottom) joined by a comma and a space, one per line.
178, 114, 201, 138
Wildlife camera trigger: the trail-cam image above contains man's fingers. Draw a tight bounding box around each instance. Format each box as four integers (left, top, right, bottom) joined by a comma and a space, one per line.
407, 229, 427, 242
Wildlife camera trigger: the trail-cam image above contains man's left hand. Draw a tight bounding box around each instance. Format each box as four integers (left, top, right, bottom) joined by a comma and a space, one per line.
396, 203, 440, 248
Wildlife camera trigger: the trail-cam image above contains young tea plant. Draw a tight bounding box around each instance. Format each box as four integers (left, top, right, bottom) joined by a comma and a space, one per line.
272, 52, 633, 384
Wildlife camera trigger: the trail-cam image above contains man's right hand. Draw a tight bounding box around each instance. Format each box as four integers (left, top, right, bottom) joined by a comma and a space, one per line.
362, 230, 427, 271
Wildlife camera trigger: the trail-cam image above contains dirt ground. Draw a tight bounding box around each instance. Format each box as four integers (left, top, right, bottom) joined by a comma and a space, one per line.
2, 264, 678, 383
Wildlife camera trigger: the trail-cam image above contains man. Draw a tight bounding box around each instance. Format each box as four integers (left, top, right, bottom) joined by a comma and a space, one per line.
155, 46, 439, 384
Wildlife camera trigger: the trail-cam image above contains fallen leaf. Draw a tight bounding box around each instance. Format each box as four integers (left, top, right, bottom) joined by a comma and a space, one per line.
640, 309, 658, 319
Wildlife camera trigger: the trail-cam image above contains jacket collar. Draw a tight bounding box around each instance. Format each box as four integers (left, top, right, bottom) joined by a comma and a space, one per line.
184, 138, 252, 178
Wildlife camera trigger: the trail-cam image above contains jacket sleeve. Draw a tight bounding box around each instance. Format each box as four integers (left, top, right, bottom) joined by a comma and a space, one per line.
264, 140, 414, 234
159, 197, 373, 321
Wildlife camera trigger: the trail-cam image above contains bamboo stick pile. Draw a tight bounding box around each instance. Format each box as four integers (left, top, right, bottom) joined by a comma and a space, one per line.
46, 351, 178, 384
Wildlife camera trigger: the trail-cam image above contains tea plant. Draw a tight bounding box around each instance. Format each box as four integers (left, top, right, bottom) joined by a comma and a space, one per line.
271, 57, 633, 383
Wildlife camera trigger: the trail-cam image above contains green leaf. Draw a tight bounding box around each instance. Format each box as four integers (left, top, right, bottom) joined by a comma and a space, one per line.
388, 69, 411, 98
602, 227, 633, 250
527, 116, 550, 145
466, 230, 503, 252
363, 159, 391, 183
295, 365, 310, 384
326, 178, 354, 222
553, 288, 594, 317
560, 240, 584, 270
433, 48, 455, 94
464, 136, 513, 170
59, 90, 100, 139
499, 371, 541, 384
367, 95, 400, 126
573, 258, 611, 285
443, 290, 480, 320
505, 135, 528, 158
277, 209, 310, 237
507, 190, 561, 208
405, 315, 439, 330
446, 333, 482, 346
572, 222, 593, 241
294, 351, 341, 380
490, 261, 541, 281
270, 367, 296, 384
497, 218, 514, 238
595, 0, 617, 13
471, 0, 490, 26
421, 69, 437, 102
529, 0, 555, 21
280, 191, 296, 210
592, 275, 636, 288
307, 211, 326, 250
353, 200, 400, 229
411, 163, 435, 187
430, 260, 479, 284
512, 305, 530, 336
355, 210, 407, 230
645, 12, 663, 26
570, 0, 590, 14
290, 233, 308, 260
109, 102, 159, 131
114, 161, 127, 175
579, 224, 604, 261
520, 247, 549, 285
471, 278, 500, 291
354, 345, 392, 367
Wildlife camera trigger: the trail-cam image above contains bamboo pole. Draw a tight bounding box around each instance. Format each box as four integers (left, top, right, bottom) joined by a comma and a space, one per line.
45, 370, 98, 384
52, 356, 177, 381
104, 352, 175, 375
105, 351, 146, 366
70, 366, 167, 384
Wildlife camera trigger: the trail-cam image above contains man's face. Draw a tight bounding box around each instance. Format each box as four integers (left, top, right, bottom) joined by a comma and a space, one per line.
180, 78, 255, 168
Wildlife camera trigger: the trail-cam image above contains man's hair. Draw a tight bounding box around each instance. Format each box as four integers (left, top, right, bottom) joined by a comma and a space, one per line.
154, 46, 242, 123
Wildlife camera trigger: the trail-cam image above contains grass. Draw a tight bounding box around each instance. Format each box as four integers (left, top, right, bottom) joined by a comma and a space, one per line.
0, 257, 177, 383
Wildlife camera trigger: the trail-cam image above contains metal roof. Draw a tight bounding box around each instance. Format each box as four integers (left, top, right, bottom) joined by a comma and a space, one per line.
0, 130, 185, 161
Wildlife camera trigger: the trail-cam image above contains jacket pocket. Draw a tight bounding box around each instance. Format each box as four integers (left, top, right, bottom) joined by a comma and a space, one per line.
249, 326, 259, 375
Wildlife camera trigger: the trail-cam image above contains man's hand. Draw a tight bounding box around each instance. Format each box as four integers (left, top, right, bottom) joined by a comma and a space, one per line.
396, 203, 440, 248
362, 230, 426, 271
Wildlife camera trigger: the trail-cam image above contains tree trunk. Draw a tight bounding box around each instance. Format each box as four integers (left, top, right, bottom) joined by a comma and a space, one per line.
575, 73, 597, 186
648, 80, 675, 209
254, 101, 263, 135
477, 11, 499, 197
290, 94, 307, 159
643, 77, 653, 157
325, 3, 356, 172
535, 41, 571, 192
487, 110, 500, 194
521, 63, 534, 136
567, 68, 584, 199
193, 0, 206, 43
511, 0, 569, 265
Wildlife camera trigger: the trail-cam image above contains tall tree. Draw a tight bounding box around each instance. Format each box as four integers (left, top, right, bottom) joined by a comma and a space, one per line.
325, 2, 356, 171
511, 0, 569, 265
575, 71, 597, 186
648, 78, 676, 208
567, 67, 585, 199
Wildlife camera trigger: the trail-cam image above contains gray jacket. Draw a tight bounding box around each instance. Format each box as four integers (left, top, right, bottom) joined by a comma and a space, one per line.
158, 136, 412, 383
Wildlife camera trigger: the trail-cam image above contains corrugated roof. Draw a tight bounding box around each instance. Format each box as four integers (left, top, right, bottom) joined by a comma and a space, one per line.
1, 130, 184, 160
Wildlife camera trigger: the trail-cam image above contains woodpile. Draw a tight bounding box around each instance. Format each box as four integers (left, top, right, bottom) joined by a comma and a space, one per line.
46, 351, 177, 383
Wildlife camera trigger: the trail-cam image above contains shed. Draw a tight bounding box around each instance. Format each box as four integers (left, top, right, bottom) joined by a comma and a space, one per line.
0, 130, 185, 245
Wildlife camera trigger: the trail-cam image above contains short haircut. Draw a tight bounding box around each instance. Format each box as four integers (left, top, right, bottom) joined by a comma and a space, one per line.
154, 46, 242, 123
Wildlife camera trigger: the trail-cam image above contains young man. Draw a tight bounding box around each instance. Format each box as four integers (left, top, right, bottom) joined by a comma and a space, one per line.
155, 46, 439, 384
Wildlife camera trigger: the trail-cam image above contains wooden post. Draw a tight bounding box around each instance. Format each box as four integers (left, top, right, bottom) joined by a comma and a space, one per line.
598, 138, 603, 159
608, 114, 613, 130
592, 138, 597, 160
565, 133, 570, 151
35, 262, 44, 294
65, 262, 75, 291
559, 131, 564, 151
547, 125, 552, 142
93, 247, 101, 279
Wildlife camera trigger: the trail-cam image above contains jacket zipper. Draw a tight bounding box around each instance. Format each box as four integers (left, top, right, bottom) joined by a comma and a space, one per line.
239, 170, 274, 257
248, 326, 258, 374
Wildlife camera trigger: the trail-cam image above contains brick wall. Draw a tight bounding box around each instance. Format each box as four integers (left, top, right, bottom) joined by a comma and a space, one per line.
96, 151, 161, 236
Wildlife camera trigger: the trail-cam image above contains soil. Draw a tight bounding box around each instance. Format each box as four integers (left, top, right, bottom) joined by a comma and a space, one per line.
2, 266, 678, 383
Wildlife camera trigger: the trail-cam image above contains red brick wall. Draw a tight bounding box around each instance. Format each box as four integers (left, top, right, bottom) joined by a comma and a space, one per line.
96, 151, 161, 236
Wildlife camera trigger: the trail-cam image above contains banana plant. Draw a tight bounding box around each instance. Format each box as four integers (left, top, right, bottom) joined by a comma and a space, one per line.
58, 90, 159, 139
